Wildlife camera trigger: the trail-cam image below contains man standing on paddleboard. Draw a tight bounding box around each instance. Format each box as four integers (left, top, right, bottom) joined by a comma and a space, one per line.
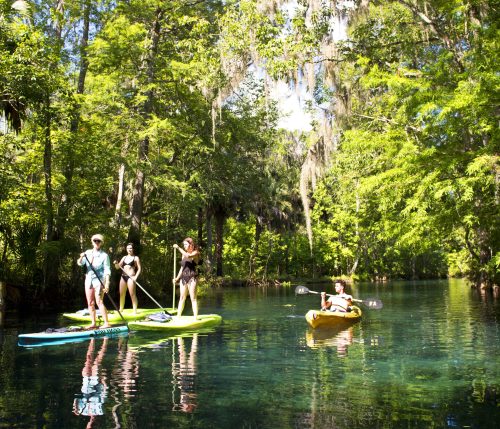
77, 234, 111, 328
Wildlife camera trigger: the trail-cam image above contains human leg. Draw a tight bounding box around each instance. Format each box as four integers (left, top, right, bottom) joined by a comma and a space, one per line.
95, 288, 110, 327
187, 279, 198, 319
127, 278, 138, 313
85, 278, 97, 328
119, 277, 127, 312
177, 280, 188, 317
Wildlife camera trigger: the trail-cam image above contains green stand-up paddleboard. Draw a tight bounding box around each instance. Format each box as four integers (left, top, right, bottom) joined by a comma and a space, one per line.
129, 314, 222, 332
62, 308, 176, 323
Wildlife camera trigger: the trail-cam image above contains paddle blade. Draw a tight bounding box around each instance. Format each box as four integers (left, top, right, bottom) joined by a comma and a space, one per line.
362, 298, 383, 310
295, 285, 310, 295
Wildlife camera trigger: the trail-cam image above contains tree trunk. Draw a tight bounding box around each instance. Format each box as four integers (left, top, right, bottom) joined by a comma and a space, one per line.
42, 99, 58, 290
76, 0, 91, 96
249, 214, 263, 277
0, 281, 5, 327
197, 207, 204, 248
349, 187, 360, 276
57, 0, 91, 239
43, 104, 54, 243
54, 0, 65, 40
128, 7, 163, 247
114, 163, 125, 227
214, 206, 225, 277
128, 166, 146, 247
206, 207, 213, 275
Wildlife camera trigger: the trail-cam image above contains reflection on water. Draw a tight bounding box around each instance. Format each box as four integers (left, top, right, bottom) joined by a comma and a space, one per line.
114, 336, 139, 398
305, 325, 354, 357
171, 334, 198, 413
73, 338, 108, 428
72, 336, 141, 428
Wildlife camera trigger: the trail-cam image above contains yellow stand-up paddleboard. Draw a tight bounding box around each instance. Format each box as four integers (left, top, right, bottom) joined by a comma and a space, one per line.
129, 314, 222, 332
62, 308, 176, 323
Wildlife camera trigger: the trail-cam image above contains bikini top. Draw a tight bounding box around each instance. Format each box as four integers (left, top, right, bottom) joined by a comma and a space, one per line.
123, 256, 137, 268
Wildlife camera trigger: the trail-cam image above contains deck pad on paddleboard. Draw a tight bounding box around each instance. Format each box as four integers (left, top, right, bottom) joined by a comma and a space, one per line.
129, 314, 222, 331
62, 308, 175, 322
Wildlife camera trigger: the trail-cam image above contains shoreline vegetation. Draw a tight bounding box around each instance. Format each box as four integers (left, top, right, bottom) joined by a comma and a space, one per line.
2, 275, 497, 314
0, 1, 497, 307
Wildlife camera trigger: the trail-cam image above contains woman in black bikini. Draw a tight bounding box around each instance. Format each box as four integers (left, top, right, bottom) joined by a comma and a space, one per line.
173, 237, 200, 319
114, 243, 141, 314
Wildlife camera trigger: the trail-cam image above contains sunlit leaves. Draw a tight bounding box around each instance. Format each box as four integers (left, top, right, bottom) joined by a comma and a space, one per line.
311, 0, 499, 282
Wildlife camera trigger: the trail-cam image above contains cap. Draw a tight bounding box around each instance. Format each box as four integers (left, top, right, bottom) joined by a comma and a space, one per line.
91, 234, 104, 243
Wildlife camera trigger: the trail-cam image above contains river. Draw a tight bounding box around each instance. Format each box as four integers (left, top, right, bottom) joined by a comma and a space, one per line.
0, 279, 499, 428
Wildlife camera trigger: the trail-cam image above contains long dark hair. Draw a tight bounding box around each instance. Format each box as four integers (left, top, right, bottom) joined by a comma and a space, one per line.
184, 237, 200, 262
126, 242, 135, 254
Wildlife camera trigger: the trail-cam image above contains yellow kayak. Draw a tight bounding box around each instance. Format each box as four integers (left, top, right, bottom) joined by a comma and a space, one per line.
129, 314, 222, 331
305, 305, 362, 329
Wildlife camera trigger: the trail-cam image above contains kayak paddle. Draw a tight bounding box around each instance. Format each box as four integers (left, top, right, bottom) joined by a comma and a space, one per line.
295, 285, 383, 309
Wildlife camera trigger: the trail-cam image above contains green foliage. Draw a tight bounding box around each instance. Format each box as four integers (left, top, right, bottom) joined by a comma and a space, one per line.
0, 0, 498, 302
310, 0, 499, 283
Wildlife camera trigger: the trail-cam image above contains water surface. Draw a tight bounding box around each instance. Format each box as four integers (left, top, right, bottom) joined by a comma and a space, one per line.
1, 279, 499, 428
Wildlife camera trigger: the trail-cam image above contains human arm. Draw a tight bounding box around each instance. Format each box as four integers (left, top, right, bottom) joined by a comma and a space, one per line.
134, 257, 142, 280
173, 243, 198, 259
77, 251, 88, 267
320, 292, 332, 310
103, 254, 111, 292
114, 256, 125, 270
344, 294, 353, 307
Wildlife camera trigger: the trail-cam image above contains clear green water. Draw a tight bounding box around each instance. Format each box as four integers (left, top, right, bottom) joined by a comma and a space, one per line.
1, 279, 499, 428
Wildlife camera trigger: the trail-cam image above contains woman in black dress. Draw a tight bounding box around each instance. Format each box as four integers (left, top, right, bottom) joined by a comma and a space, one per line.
173, 237, 200, 319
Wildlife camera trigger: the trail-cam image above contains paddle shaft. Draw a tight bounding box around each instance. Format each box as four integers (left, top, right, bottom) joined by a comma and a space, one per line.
303, 289, 358, 300
117, 265, 172, 315
83, 253, 126, 324
295, 285, 383, 309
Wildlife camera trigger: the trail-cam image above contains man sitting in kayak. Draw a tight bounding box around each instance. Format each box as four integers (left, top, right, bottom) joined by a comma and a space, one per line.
321, 280, 353, 312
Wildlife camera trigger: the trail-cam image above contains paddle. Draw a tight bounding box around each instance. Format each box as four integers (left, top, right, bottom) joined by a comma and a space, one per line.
115, 264, 172, 316
83, 253, 127, 324
295, 285, 383, 309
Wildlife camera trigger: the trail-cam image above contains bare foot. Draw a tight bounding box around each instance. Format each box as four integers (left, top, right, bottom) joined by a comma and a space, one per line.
87, 325, 97, 330
102, 324, 111, 328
